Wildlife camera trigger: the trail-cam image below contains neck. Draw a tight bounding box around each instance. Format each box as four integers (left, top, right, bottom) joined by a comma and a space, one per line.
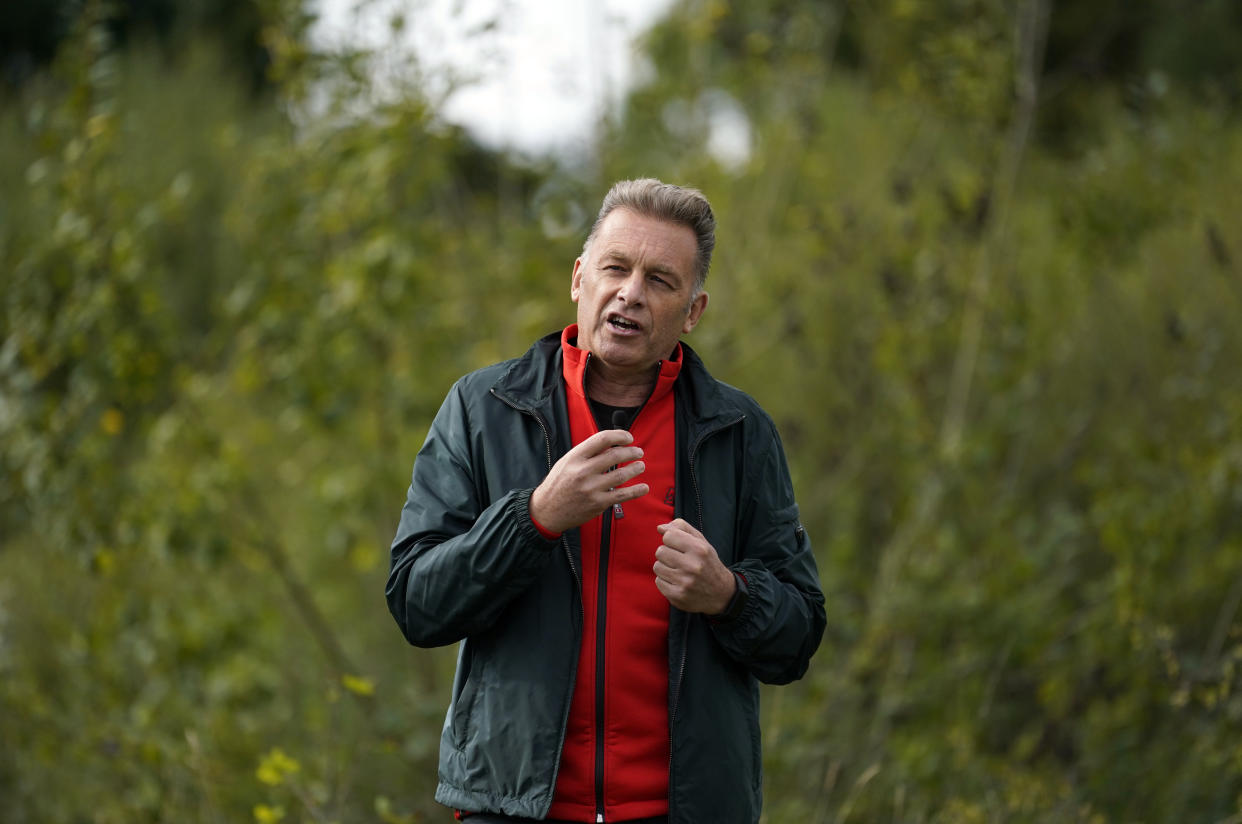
585, 359, 657, 406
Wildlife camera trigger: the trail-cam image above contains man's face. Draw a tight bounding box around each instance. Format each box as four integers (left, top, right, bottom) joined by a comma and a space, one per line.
572, 208, 709, 378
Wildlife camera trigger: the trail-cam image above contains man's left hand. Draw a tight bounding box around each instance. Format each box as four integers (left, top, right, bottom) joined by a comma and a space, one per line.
653, 519, 736, 615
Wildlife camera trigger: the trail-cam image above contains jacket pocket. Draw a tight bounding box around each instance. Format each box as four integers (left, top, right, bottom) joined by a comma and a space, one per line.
741, 672, 762, 794
449, 642, 479, 748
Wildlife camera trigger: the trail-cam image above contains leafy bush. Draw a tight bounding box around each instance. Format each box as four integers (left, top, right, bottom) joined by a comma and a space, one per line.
2, 2, 1241, 822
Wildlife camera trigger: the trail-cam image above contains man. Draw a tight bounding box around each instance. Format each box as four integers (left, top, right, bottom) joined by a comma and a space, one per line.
387, 179, 825, 823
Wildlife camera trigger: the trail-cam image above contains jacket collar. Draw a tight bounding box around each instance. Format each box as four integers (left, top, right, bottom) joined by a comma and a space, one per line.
489, 330, 564, 414
671, 342, 744, 429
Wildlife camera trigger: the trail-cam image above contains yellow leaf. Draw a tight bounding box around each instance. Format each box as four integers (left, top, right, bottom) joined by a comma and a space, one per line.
86, 113, 112, 139
93, 549, 116, 576
349, 542, 378, 572
253, 804, 286, 824
342, 673, 375, 697
101, 408, 124, 436
255, 748, 300, 786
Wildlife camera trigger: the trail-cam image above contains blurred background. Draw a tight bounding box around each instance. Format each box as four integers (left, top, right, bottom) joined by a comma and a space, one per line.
3, 0, 1242, 821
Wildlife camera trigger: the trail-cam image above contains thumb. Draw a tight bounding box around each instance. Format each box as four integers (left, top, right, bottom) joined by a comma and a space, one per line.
659, 518, 701, 538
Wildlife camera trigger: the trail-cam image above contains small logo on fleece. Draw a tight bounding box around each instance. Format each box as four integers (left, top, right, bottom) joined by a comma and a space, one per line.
663, 487, 676, 506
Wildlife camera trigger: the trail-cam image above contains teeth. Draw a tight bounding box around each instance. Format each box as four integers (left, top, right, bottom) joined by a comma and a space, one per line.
610, 316, 637, 330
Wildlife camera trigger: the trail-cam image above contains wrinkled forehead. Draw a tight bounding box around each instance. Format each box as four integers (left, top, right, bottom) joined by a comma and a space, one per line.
588, 209, 696, 263
586, 207, 695, 253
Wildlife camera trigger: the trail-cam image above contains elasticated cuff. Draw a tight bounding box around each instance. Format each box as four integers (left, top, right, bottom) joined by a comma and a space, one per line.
512, 488, 561, 549
710, 570, 750, 625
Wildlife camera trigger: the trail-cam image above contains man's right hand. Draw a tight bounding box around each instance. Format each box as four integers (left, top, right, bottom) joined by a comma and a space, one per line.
529, 429, 648, 535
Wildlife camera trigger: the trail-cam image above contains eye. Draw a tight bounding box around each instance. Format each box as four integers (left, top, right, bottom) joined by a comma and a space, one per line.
650, 274, 671, 288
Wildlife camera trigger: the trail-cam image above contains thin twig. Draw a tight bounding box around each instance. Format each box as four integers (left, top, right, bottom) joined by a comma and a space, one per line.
940, 0, 1050, 460
859, 0, 1051, 754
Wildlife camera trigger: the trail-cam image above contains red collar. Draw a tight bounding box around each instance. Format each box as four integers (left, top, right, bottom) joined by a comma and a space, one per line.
560, 324, 682, 404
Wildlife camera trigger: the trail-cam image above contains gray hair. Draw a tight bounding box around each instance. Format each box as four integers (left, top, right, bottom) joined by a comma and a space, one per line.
582, 178, 716, 292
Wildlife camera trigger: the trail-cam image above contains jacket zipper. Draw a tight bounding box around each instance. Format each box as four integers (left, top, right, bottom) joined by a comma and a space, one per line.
582, 352, 612, 824
667, 413, 744, 822
489, 388, 583, 810
489, 392, 581, 589
595, 508, 612, 823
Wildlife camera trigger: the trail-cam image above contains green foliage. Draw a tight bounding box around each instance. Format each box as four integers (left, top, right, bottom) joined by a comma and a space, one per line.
0, 0, 303, 95
3, 1, 1242, 822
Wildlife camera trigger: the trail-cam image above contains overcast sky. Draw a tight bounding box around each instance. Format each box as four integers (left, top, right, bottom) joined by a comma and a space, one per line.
312, 0, 676, 154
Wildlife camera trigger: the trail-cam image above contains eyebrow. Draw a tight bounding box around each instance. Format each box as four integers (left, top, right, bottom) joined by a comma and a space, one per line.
597, 249, 687, 282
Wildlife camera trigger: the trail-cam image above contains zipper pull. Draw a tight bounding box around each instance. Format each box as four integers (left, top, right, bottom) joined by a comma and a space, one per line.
608, 410, 630, 523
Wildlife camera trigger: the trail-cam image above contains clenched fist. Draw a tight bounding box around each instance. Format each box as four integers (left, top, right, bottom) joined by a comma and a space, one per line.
653, 519, 736, 615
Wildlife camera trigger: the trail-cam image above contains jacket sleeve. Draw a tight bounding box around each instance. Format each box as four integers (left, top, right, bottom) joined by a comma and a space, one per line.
385, 381, 560, 648
709, 416, 826, 684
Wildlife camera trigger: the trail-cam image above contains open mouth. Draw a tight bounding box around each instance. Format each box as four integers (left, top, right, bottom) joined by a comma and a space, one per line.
607, 314, 641, 332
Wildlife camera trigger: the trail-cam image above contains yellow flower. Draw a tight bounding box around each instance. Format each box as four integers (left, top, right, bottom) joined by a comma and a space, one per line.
101, 408, 124, 436
255, 748, 300, 786
253, 804, 286, 824
342, 673, 376, 697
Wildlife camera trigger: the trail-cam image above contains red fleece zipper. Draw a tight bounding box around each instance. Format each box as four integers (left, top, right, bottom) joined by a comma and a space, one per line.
548, 326, 679, 823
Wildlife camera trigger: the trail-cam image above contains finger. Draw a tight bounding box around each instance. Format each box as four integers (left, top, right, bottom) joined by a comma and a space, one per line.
657, 518, 703, 539
595, 445, 645, 473
656, 543, 705, 580
577, 428, 634, 455
653, 558, 682, 588
654, 576, 674, 600
608, 461, 647, 486
654, 546, 682, 568
613, 482, 649, 503
657, 526, 700, 552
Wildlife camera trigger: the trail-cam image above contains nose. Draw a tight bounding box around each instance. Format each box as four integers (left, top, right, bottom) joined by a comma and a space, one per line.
616, 270, 646, 306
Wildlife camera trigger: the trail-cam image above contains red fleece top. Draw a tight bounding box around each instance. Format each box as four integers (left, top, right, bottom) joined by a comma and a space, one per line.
547, 325, 681, 823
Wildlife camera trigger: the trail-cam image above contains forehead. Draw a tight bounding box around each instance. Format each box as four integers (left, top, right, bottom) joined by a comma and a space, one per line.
592, 209, 697, 272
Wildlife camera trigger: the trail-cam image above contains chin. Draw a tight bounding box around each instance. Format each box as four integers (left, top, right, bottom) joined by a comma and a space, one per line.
597, 343, 650, 369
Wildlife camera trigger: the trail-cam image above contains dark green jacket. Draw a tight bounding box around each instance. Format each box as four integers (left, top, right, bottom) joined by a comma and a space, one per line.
387, 332, 825, 823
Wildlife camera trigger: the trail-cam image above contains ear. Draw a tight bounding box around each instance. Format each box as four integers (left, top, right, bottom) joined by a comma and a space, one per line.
571, 257, 584, 302
682, 290, 709, 334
